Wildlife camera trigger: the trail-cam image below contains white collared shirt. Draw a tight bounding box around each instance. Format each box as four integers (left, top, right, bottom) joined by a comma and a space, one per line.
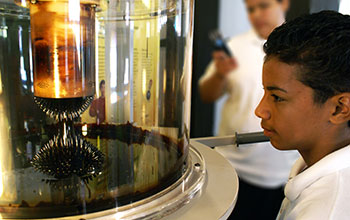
199, 29, 299, 188
278, 145, 350, 220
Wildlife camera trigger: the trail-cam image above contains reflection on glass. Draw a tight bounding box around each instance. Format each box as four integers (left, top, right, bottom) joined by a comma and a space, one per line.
28, 0, 98, 98
89, 79, 106, 124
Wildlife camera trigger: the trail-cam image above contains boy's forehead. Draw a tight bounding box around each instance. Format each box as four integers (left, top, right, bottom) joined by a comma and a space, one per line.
262, 58, 300, 86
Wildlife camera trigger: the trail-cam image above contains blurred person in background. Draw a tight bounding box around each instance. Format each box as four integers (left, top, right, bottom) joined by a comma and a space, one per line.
89, 80, 106, 124
198, 0, 299, 219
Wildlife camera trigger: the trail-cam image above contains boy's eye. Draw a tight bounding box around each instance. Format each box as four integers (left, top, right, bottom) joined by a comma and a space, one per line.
247, 7, 254, 13
258, 2, 270, 10
271, 94, 284, 102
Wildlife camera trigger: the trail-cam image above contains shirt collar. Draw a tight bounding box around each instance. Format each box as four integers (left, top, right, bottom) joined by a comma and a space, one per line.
248, 29, 266, 47
285, 145, 350, 201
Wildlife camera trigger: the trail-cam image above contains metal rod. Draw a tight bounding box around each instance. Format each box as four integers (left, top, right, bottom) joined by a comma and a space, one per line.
235, 131, 270, 146
194, 135, 235, 148
194, 131, 270, 148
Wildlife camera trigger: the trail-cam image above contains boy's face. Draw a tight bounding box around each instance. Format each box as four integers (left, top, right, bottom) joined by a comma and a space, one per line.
100, 83, 105, 97
245, 0, 288, 39
255, 57, 332, 152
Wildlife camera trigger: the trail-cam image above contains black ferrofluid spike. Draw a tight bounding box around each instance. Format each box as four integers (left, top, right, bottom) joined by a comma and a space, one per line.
34, 96, 94, 121
32, 95, 105, 188
31, 135, 104, 183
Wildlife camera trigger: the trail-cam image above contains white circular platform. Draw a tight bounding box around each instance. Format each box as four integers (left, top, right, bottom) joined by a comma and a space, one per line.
164, 139, 239, 220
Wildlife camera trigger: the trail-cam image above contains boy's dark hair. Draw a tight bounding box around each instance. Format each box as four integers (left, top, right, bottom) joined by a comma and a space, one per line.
99, 80, 105, 90
264, 10, 350, 104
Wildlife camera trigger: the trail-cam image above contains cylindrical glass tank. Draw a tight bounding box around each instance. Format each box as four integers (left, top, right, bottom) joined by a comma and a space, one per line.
0, 0, 194, 218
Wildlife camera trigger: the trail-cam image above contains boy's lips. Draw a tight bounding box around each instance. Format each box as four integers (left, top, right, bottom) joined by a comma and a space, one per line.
261, 124, 275, 137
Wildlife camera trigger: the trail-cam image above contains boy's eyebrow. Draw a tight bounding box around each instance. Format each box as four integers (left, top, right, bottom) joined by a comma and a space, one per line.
266, 86, 288, 93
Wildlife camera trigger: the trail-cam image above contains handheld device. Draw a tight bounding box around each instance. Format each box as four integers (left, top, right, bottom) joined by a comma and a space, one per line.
209, 30, 233, 57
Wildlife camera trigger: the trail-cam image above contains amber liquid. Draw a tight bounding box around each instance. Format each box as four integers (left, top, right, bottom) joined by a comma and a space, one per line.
30, 1, 96, 98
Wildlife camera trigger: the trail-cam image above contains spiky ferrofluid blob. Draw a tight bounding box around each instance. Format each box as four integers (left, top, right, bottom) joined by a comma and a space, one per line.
34, 96, 94, 121
31, 136, 104, 183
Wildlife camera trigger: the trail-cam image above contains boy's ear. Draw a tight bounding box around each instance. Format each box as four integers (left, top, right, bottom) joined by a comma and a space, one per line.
329, 93, 350, 125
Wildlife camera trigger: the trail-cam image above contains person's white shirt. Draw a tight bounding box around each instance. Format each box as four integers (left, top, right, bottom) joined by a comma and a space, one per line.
277, 145, 350, 220
200, 29, 299, 188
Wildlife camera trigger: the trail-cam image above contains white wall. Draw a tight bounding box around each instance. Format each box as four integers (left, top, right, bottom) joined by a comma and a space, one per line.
213, 0, 251, 135
218, 0, 251, 38
339, 0, 350, 14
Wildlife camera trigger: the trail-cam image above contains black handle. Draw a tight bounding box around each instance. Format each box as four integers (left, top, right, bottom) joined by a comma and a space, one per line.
235, 131, 270, 147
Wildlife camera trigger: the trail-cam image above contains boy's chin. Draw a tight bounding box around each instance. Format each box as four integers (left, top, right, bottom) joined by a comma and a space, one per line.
270, 139, 291, 151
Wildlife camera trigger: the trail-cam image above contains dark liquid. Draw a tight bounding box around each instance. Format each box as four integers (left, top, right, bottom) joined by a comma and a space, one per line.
0, 122, 187, 219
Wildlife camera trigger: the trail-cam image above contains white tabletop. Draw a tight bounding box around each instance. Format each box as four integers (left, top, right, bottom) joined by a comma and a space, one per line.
164, 139, 239, 220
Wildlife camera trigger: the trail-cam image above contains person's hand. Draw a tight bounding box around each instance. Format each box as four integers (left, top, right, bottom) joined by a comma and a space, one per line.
212, 51, 238, 78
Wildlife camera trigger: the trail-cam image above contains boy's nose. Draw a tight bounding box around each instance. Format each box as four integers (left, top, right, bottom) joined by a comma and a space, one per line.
255, 98, 270, 120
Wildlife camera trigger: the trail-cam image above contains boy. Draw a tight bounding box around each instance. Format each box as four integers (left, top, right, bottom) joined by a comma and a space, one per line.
199, 1, 296, 218
255, 11, 350, 219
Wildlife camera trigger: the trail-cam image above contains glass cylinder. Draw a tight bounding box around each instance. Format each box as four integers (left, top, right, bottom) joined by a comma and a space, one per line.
0, 0, 194, 218
17, 0, 98, 98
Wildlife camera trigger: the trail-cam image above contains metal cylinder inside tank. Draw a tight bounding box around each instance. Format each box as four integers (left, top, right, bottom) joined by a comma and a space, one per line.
0, 0, 194, 218
16, 0, 98, 98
